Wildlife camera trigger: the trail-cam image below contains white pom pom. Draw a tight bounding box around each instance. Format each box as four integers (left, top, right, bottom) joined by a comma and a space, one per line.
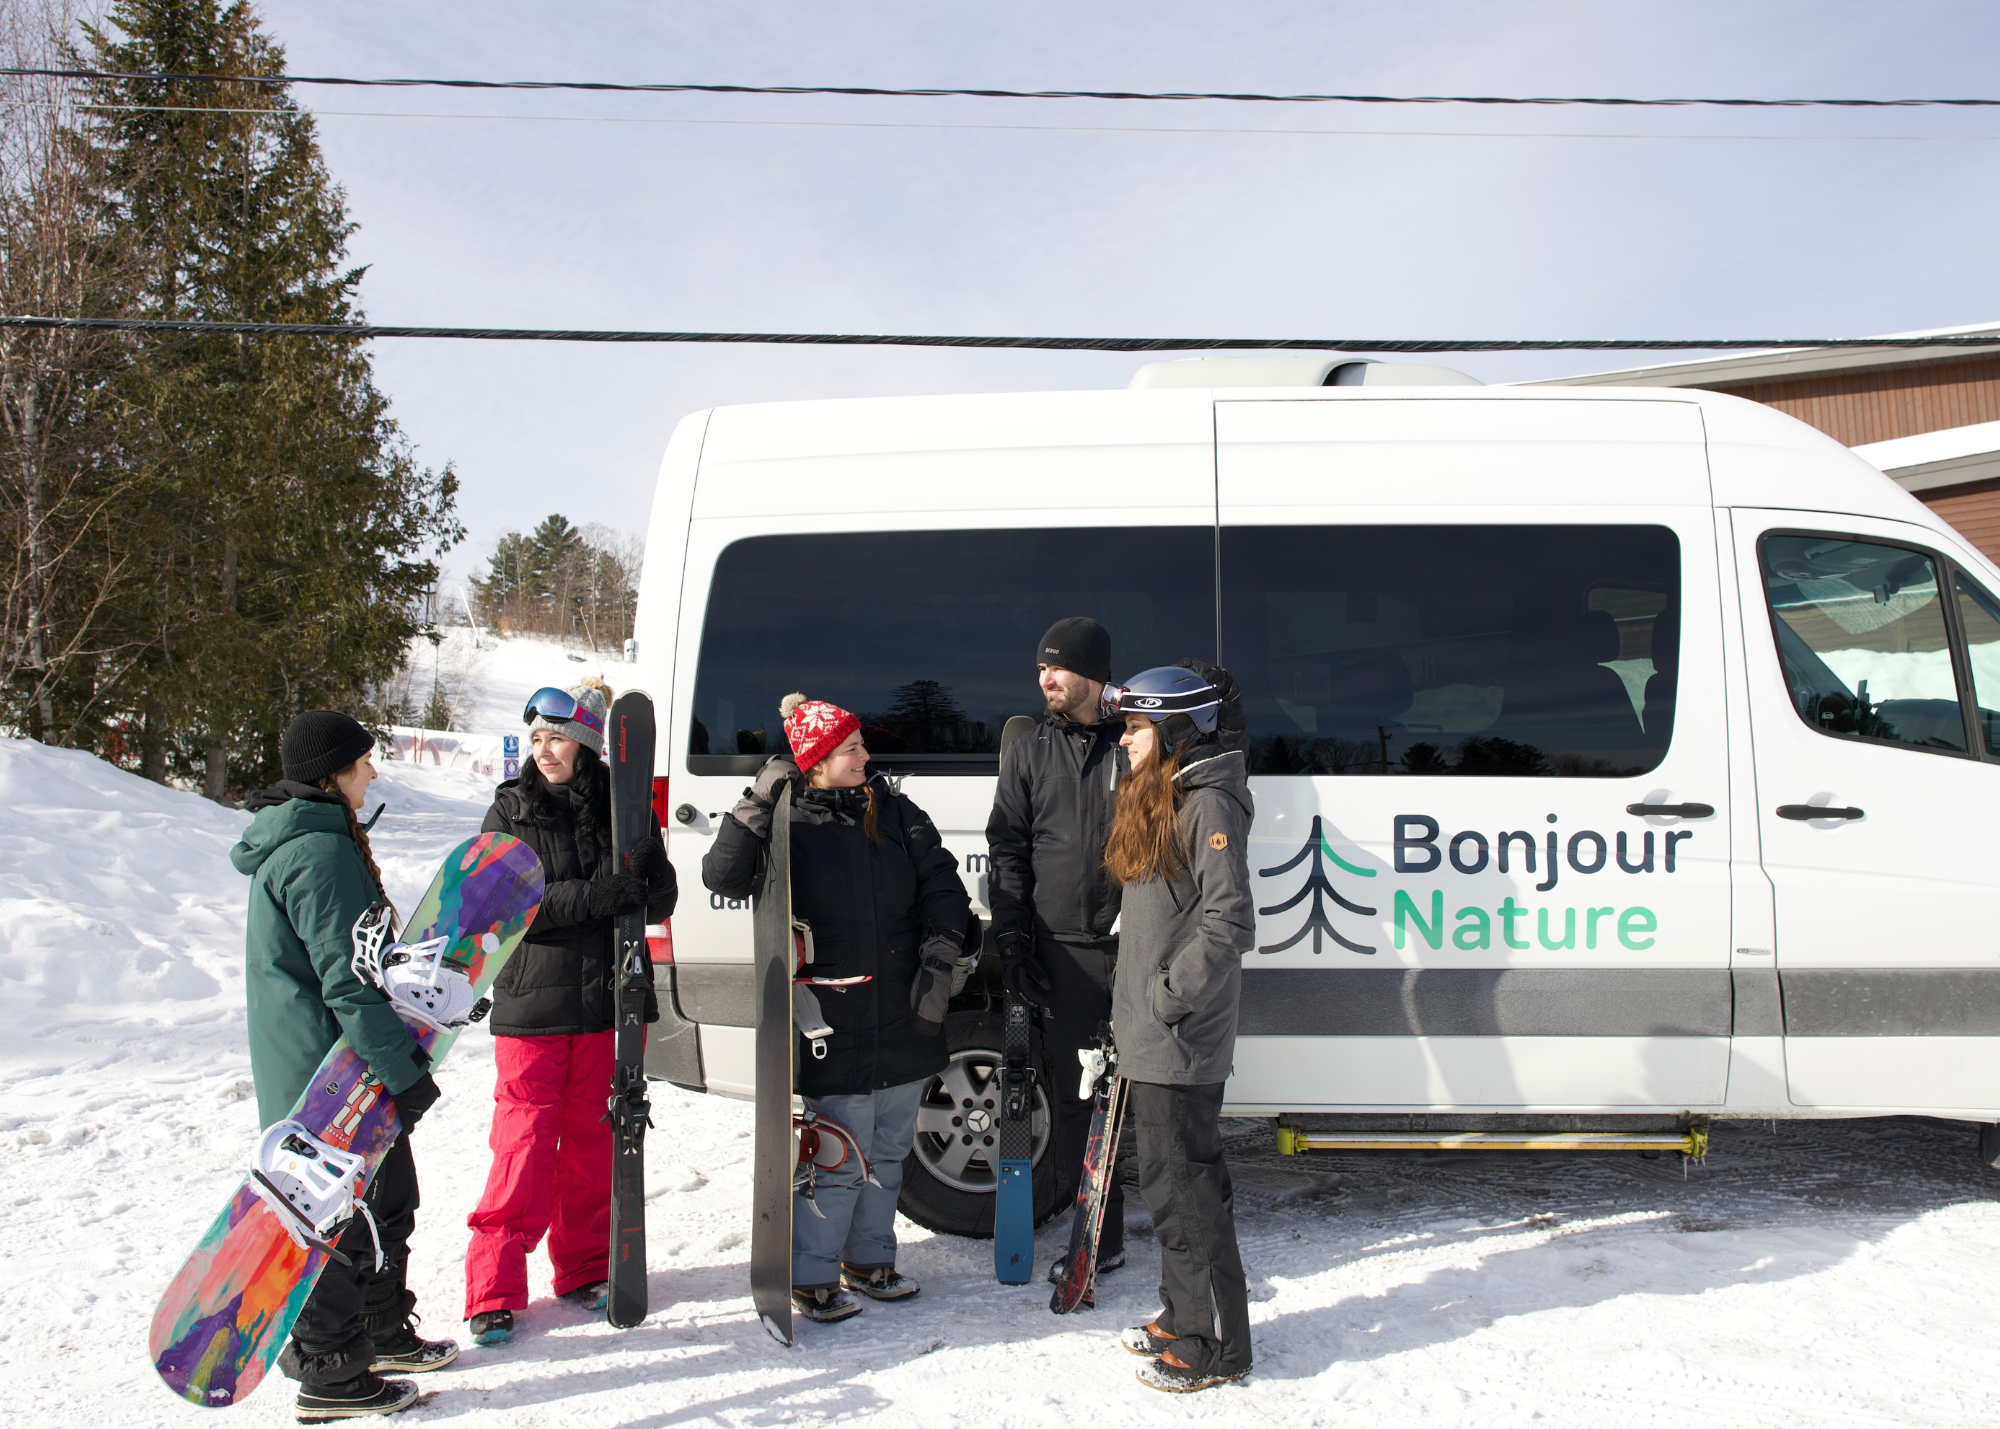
779, 693, 808, 718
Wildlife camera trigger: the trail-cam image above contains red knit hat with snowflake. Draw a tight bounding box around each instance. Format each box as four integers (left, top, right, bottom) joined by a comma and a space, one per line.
780, 692, 860, 772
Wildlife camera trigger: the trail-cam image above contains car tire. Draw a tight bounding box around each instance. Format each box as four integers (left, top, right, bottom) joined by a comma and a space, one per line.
896, 1006, 1067, 1238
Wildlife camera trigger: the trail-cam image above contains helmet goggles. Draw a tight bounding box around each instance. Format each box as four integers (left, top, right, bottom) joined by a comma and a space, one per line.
522, 686, 604, 737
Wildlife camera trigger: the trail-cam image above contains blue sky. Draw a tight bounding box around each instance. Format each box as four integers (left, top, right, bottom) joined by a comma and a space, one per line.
248, 0, 2000, 584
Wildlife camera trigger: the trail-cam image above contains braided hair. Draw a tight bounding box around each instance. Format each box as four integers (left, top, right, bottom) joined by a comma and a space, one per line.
317, 769, 395, 929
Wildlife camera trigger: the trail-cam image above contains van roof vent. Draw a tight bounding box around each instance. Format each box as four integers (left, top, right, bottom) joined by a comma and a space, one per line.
1127, 356, 1482, 389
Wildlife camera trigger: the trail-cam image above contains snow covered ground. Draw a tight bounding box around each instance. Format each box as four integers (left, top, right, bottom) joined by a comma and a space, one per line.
4, 736, 2000, 1427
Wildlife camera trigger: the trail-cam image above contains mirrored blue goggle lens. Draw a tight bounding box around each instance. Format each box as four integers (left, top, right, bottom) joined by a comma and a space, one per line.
523, 687, 579, 724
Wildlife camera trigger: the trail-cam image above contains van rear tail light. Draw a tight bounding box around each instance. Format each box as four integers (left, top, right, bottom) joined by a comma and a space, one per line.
649, 776, 674, 961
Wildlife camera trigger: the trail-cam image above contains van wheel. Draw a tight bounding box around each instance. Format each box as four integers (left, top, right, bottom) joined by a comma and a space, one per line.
895, 1007, 1064, 1238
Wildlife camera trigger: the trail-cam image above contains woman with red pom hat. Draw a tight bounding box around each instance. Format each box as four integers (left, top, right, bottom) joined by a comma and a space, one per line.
702, 693, 973, 1324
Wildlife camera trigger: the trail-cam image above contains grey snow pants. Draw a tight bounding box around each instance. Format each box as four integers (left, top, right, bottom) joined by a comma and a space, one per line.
793, 1078, 924, 1289
1131, 1081, 1252, 1377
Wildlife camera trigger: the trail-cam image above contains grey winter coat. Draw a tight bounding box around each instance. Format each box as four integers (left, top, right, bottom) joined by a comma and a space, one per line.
1110, 748, 1255, 1086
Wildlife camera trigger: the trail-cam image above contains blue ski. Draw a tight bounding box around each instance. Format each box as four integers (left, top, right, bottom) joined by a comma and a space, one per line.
994, 996, 1036, 1282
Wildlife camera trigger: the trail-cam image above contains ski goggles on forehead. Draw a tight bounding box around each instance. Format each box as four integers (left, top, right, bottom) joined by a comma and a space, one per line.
522, 686, 604, 736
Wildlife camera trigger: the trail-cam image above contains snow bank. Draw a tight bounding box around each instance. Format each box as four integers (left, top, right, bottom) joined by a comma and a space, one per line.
4, 736, 2000, 1427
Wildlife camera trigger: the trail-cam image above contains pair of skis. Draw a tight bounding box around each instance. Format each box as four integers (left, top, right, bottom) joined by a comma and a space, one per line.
604, 691, 658, 1331
1049, 1030, 1128, 1314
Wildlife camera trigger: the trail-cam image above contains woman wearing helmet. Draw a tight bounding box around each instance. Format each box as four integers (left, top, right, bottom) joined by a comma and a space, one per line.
1101, 665, 1256, 1392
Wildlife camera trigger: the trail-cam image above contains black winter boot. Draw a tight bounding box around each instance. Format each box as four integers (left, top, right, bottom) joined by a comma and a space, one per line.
365, 1290, 459, 1374
294, 1371, 419, 1422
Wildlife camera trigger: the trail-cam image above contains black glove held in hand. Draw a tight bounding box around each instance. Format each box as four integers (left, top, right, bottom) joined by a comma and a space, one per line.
998, 940, 1052, 1008
627, 831, 667, 883
910, 935, 962, 1032
395, 1072, 441, 1131
585, 872, 650, 920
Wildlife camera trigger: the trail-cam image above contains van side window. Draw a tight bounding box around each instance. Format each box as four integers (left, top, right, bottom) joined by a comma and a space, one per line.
1759, 535, 1967, 754
1220, 525, 1679, 777
1953, 573, 2000, 756
688, 527, 1215, 773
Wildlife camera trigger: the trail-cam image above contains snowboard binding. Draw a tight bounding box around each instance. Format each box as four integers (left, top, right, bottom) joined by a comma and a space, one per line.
248, 1121, 377, 1268
350, 902, 493, 1033
793, 1108, 877, 1216
788, 917, 872, 1060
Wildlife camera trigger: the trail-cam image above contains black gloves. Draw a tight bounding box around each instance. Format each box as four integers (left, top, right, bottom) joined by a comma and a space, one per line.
585, 872, 650, 919
996, 929, 1052, 1007
628, 831, 667, 883
395, 1072, 441, 1131
729, 755, 799, 840
910, 934, 964, 1033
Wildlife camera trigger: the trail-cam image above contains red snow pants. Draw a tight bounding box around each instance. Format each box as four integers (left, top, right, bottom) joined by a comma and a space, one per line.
463, 1030, 615, 1317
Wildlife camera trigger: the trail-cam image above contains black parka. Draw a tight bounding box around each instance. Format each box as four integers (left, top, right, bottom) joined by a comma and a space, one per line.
481, 777, 677, 1037
984, 713, 1124, 945
702, 775, 971, 1097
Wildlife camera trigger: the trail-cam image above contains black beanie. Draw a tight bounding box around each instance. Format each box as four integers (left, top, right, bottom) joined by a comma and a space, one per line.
1036, 617, 1112, 683
281, 710, 375, 784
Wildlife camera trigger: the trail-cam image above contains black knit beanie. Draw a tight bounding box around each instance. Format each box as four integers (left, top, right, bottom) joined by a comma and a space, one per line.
281, 710, 375, 784
1035, 617, 1112, 683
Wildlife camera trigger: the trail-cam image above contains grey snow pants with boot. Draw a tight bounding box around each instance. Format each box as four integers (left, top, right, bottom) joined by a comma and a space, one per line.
1131, 1081, 1251, 1378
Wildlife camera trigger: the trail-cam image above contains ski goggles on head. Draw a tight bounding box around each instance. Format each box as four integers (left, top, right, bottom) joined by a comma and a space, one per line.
522, 686, 603, 737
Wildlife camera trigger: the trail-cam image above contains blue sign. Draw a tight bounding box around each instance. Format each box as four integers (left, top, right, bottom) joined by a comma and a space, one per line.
503, 758, 519, 778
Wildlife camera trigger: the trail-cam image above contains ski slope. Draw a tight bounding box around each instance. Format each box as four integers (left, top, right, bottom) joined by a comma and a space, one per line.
3, 735, 1999, 1427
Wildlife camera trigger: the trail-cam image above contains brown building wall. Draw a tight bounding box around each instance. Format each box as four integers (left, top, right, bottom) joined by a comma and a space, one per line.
1918, 478, 2000, 568
1706, 357, 2000, 447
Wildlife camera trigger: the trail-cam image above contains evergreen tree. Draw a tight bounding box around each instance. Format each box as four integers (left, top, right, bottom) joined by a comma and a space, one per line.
82, 0, 459, 796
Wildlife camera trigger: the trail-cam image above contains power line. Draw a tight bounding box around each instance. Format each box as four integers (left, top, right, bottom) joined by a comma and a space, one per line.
11, 101, 2000, 142
5, 316, 1997, 352
4, 66, 1997, 108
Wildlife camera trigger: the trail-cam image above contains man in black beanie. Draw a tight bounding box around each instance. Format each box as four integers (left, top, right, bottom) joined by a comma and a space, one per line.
984, 616, 1127, 1280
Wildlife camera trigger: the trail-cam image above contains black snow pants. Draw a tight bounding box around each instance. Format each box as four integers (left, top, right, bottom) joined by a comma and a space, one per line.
1131, 1081, 1251, 1377
284, 1134, 420, 1388
1039, 934, 1123, 1258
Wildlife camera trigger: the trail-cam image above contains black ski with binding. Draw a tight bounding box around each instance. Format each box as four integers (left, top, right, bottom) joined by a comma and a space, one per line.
605, 691, 657, 1329
1049, 1027, 1127, 1313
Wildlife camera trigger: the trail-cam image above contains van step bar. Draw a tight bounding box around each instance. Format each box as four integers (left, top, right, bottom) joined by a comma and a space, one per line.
1273, 1126, 1709, 1158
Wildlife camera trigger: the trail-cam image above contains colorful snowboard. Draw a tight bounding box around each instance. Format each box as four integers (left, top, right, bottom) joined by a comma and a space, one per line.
149, 832, 543, 1407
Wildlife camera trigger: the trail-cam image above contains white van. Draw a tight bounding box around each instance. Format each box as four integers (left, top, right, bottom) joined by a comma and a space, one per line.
631, 362, 2000, 1237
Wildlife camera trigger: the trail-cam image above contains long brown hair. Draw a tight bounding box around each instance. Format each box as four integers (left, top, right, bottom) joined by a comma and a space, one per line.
317, 767, 396, 926
1102, 743, 1186, 885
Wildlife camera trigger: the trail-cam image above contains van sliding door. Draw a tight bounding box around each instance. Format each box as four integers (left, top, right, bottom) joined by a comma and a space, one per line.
1215, 397, 1731, 1113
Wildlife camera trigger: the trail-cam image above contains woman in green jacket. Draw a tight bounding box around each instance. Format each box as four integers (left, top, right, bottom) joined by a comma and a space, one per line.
231, 711, 454, 1424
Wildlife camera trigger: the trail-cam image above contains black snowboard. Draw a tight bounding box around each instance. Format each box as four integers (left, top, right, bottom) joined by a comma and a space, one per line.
606, 690, 657, 1329
751, 781, 796, 1345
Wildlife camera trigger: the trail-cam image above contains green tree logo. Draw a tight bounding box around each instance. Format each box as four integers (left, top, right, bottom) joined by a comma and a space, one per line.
1257, 816, 1378, 955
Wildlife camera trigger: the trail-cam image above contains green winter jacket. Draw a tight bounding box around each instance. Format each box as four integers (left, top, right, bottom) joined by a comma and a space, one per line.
231, 788, 426, 1129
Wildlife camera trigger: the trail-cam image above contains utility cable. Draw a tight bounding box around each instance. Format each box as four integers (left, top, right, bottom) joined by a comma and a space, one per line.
9, 101, 2000, 141
3, 66, 1997, 108
4, 317, 1996, 352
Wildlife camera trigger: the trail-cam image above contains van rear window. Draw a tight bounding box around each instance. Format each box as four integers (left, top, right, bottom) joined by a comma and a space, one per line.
1220, 525, 1680, 777
688, 528, 1216, 773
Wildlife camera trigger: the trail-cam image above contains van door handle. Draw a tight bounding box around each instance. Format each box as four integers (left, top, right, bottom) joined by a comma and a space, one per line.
1625, 802, 1715, 818
1776, 804, 1864, 821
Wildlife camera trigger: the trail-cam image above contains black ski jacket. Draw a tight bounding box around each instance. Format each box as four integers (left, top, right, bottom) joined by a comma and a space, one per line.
701, 774, 971, 1098
480, 778, 677, 1037
984, 712, 1124, 945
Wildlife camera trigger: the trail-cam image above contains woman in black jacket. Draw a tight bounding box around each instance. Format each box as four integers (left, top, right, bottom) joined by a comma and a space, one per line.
702, 693, 971, 1324
462, 679, 676, 1345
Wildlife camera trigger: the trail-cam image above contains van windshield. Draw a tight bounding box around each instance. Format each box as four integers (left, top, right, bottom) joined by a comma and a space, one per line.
687, 527, 1216, 773
1220, 525, 1680, 777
